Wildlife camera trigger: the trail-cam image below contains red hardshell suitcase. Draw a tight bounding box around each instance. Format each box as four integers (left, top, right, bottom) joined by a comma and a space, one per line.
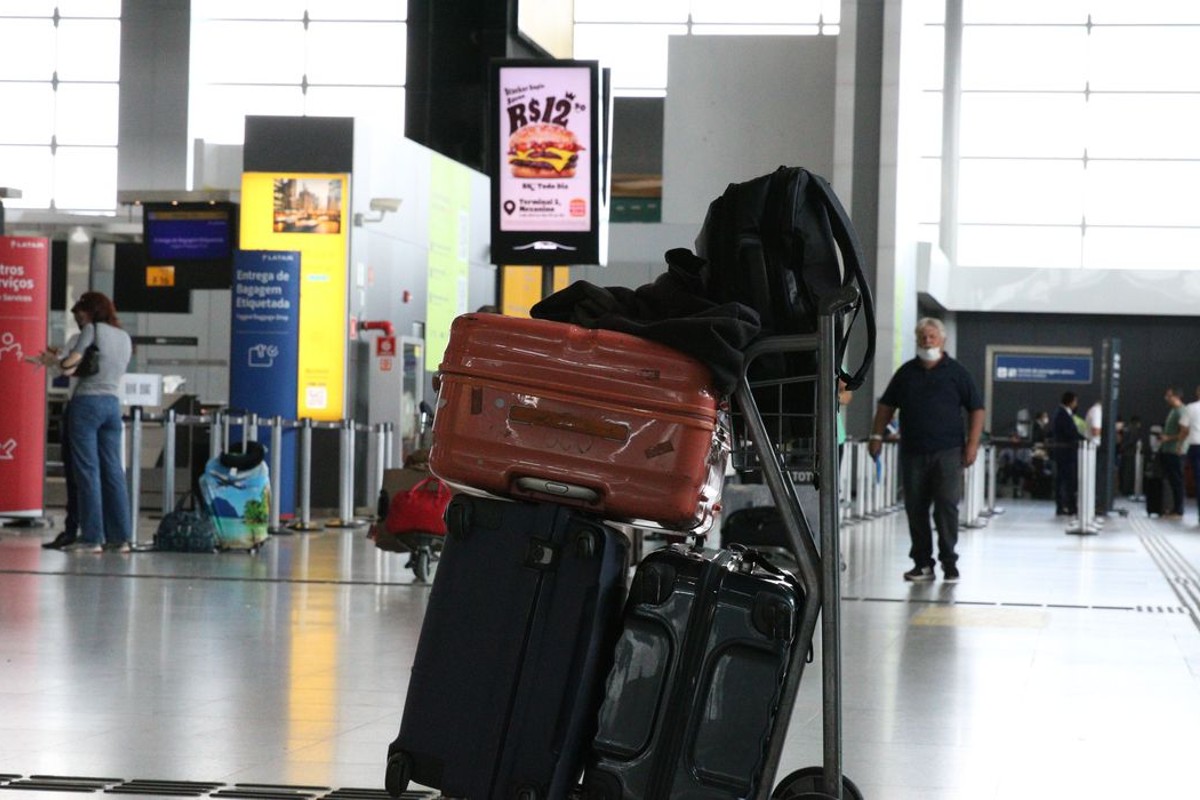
429, 314, 729, 532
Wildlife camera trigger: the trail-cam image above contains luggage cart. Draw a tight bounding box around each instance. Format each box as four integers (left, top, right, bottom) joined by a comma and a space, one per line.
731, 287, 863, 800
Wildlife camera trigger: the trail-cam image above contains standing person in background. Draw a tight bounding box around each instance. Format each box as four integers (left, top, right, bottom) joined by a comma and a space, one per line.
1052, 392, 1085, 517
1086, 399, 1103, 444
1185, 386, 1200, 525
58, 292, 134, 553
27, 334, 81, 549
1160, 388, 1187, 519
868, 318, 985, 583
1031, 410, 1051, 446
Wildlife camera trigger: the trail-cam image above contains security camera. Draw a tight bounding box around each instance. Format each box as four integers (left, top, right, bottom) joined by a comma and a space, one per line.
369, 197, 402, 213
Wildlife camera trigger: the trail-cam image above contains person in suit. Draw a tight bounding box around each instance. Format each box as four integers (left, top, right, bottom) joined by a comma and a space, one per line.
1052, 391, 1085, 516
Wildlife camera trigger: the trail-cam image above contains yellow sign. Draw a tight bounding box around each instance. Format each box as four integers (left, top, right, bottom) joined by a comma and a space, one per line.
145, 266, 176, 287
501, 265, 570, 318
240, 171, 349, 420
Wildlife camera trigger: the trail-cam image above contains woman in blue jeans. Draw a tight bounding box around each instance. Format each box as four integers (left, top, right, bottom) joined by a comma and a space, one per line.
59, 292, 133, 553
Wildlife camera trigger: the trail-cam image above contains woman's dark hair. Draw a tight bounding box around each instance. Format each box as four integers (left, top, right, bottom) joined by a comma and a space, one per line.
71, 291, 121, 329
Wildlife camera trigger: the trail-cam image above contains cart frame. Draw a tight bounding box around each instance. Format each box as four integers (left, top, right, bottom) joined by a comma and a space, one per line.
737, 287, 862, 800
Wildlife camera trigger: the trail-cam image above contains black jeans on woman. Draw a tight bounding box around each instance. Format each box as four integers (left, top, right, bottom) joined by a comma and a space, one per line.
44, 405, 79, 549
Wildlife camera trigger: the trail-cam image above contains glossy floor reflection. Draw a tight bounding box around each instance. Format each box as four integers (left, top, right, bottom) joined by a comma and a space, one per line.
1, 497, 1199, 800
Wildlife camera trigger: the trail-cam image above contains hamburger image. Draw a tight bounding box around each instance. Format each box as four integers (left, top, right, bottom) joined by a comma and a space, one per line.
508, 122, 584, 178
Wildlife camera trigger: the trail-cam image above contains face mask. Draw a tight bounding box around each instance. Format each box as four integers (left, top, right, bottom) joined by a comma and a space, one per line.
916, 346, 941, 362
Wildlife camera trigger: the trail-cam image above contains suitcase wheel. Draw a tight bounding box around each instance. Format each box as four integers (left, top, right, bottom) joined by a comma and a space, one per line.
580, 770, 622, 800
771, 766, 864, 800
383, 750, 413, 798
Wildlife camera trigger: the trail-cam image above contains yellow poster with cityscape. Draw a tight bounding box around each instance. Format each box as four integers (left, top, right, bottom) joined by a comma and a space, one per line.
240, 171, 349, 420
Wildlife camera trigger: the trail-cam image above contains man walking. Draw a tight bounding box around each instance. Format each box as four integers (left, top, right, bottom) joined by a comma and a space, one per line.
868, 318, 985, 582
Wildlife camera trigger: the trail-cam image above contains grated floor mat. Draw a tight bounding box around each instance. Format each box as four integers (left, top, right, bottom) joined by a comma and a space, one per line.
0, 778, 432, 800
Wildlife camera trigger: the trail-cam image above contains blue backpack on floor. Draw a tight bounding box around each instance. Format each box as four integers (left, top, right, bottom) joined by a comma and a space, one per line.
197, 441, 271, 552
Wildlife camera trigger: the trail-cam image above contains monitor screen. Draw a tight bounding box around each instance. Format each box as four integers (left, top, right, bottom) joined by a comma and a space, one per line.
142, 201, 238, 289
144, 204, 234, 262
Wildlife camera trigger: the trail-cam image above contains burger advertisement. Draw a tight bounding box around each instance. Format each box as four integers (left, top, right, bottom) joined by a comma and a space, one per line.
491, 60, 603, 265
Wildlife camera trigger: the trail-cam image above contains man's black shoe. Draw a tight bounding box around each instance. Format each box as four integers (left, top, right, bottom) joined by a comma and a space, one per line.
42, 531, 77, 550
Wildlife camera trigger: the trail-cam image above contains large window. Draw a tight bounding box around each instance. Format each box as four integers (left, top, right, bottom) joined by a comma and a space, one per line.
0, 1, 122, 212
188, 1, 407, 145
923, 2, 1200, 270
573, 0, 840, 96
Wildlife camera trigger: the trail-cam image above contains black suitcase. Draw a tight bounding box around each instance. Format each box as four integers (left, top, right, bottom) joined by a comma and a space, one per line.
1145, 474, 1165, 516
719, 506, 800, 573
385, 495, 629, 800
583, 545, 802, 800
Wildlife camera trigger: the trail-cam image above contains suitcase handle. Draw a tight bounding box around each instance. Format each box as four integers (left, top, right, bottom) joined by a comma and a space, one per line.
729, 543, 789, 579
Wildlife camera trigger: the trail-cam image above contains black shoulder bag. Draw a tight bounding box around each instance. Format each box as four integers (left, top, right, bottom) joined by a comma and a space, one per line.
72, 326, 101, 377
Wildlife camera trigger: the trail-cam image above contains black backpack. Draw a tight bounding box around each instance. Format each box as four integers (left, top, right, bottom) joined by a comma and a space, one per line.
154, 492, 218, 553
695, 166, 876, 443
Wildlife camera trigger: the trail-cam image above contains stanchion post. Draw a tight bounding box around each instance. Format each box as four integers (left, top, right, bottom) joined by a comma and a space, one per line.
328, 419, 365, 528
269, 416, 283, 533
210, 410, 222, 462
1067, 440, 1099, 535
247, 412, 258, 445
129, 406, 143, 544
854, 442, 867, 520
1132, 439, 1144, 500
384, 422, 395, 470
984, 444, 1002, 516
291, 417, 323, 532
887, 442, 900, 509
163, 409, 177, 515
373, 422, 387, 508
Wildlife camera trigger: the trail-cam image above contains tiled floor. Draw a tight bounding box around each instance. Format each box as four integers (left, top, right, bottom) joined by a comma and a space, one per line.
1, 496, 1199, 799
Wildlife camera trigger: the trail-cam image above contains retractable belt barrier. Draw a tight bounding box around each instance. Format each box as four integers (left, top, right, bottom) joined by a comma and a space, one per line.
119, 408, 397, 547
841, 438, 902, 526
960, 448, 988, 528
1067, 440, 1102, 536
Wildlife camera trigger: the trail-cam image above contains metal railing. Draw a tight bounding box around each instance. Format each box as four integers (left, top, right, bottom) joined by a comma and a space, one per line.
118, 408, 398, 546
840, 439, 902, 525
1067, 440, 1102, 535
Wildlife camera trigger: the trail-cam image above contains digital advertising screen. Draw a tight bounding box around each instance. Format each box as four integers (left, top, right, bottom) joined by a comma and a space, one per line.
490, 60, 603, 265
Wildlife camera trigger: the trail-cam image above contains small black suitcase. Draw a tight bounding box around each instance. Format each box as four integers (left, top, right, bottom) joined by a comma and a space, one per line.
582, 545, 802, 800
385, 495, 628, 800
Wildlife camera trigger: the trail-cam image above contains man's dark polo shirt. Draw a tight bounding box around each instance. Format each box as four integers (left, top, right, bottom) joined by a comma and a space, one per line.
880, 355, 984, 455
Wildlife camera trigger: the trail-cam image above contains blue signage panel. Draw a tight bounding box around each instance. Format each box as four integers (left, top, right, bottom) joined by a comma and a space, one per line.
230, 250, 301, 513
995, 354, 1092, 384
